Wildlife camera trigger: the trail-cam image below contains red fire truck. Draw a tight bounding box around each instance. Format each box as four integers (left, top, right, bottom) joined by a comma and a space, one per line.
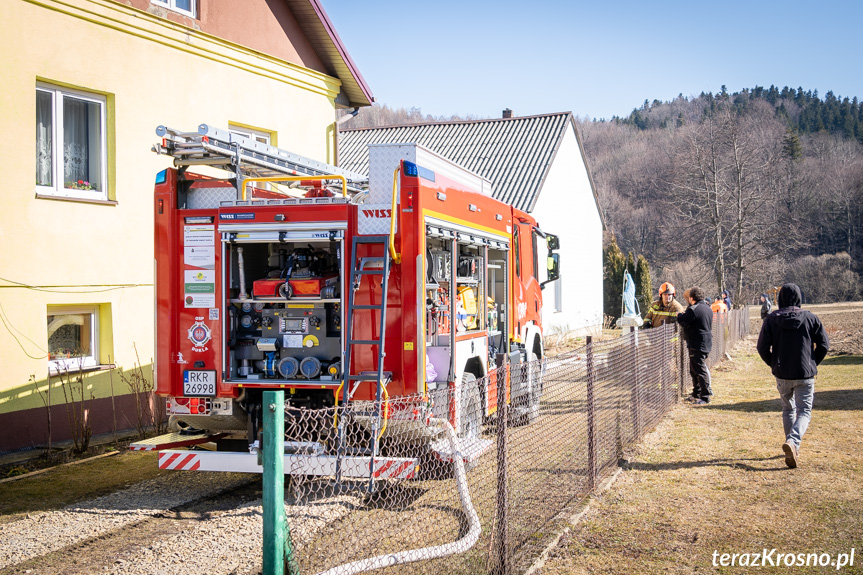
134, 124, 559, 482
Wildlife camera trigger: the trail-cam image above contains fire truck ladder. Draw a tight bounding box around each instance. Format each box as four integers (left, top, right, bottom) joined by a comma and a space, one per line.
153, 123, 369, 196
338, 235, 392, 491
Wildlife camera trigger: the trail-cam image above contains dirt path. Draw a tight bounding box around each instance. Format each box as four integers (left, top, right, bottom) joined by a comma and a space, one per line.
538, 337, 863, 574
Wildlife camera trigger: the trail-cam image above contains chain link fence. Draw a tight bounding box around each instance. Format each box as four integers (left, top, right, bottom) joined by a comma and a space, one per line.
278, 308, 749, 575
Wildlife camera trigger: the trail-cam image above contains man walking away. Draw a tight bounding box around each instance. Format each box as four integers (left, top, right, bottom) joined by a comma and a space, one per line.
677, 287, 713, 404
756, 283, 829, 469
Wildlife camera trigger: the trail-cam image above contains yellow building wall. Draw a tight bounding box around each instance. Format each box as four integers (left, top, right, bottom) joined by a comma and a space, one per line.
0, 0, 344, 427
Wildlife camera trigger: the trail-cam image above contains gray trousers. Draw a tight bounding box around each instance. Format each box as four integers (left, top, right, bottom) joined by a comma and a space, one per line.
776, 378, 814, 448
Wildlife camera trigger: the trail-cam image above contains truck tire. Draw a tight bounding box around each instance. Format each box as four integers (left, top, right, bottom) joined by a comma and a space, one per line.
459, 373, 481, 439
510, 350, 541, 426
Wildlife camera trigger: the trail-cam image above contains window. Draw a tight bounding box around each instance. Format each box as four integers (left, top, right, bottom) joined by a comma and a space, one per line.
36, 83, 107, 201
229, 126, 272, 146
152, 0, 196, 17
230, 126, 274, 191
47, 307, 99, 374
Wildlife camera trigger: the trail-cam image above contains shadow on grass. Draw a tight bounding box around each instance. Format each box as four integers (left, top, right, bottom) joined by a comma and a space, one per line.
709, 389, 863, 412
821, 355, 863, 366
624, 455, 787, 473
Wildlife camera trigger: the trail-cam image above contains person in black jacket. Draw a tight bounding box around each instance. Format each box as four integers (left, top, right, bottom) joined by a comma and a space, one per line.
756, 283, 829, 469
759, 293, 772, 320
676, 286, 713, 404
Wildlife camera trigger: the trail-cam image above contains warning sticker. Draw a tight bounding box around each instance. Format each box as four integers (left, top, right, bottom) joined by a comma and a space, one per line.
184, 246, 214, 269
184, 225, 214, 247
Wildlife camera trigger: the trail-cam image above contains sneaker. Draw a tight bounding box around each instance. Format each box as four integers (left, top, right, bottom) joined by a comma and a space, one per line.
684, 395, 699, 403
782, 441, 798, 469
691, 398, 709, 405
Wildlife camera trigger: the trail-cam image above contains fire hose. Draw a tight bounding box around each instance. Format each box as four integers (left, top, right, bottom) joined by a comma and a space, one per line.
316, 418, 481, 575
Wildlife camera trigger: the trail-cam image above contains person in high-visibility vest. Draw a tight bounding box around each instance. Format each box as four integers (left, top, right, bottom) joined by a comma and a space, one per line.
643, 282, 685, 328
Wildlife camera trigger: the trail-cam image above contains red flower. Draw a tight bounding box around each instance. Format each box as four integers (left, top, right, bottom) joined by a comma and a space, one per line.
78, 180, 83, 185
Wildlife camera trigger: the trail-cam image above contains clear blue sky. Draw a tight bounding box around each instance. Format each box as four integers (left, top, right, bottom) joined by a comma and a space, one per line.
322, 0, 863, 121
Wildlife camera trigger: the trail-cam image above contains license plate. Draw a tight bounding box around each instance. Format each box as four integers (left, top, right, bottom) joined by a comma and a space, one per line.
183, 370, 217, 397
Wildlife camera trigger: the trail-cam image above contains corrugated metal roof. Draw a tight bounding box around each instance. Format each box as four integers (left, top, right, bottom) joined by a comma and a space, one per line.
338, 112, 573, 212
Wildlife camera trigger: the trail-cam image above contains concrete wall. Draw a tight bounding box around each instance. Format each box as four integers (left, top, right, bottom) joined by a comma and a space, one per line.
0, 0, 346, 451
531, 123, 604, 337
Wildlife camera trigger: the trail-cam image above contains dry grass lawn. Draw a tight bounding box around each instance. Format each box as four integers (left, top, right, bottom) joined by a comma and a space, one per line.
0, 451, 165, 524
540, 337, 863, 574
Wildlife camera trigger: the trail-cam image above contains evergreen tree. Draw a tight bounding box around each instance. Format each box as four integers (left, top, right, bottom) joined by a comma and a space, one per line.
602, 234, 626, 322
783, 130, 803, 161
634, 254, 653, 314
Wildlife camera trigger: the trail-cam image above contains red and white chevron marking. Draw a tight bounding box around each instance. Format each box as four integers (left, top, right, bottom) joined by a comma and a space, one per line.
372, 458, 416, 480
159, 451, 201, 471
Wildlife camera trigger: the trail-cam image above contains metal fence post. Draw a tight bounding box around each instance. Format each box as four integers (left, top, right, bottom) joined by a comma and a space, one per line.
586, 336, 597, 491
263, 390, 293, 575
630, 327, 641, 440
495, 361, 509, 575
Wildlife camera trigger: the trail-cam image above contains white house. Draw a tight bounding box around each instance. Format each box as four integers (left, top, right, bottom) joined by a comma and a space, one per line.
338, 111, 604, 337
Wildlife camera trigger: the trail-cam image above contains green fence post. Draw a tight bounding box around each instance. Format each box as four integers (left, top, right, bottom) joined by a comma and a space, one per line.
263, 390, 285, 575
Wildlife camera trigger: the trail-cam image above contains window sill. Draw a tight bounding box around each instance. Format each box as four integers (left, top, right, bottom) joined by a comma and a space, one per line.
36, 193, 117, 207
49, 363, 116, 377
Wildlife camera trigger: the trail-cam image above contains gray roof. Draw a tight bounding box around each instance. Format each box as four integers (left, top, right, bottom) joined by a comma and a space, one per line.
338, 112, 576, 212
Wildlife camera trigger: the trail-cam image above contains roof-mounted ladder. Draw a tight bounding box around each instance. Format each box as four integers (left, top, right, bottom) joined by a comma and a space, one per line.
153, 123, 369, 196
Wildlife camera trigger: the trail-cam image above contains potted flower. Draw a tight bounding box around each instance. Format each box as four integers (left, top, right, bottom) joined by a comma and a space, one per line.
65, 180, 96, 190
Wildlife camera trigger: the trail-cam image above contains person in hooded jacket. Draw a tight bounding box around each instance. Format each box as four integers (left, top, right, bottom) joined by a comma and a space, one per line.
759, 293, 772, 320
677, 286, 713, 404
756, 283, 829, 469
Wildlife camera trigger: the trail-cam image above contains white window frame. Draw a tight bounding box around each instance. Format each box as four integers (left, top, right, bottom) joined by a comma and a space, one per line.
152, 0, 196, 18
36, 82, 108, 202
229, 126, 272, 146
230, 126, 274, 191
47, 306, 99, 375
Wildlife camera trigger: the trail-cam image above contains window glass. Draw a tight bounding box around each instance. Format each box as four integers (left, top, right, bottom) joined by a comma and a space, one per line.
36, 84, 107, 200
63, 96, 102, 192
47, 309, 97, 372
36, 90, 53, 187
513, 228, 520, 277
532, 231, 539, 281
152, 0, 195, 17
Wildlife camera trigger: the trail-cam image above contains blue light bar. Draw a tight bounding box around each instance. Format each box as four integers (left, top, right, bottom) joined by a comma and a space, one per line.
403, 161, 419, 177
155, 169, 167, 184
403, 161, 435, 182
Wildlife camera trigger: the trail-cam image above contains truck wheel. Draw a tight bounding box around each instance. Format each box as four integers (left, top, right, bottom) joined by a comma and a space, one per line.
510, 350, 541, 426
459, 373, 481, 439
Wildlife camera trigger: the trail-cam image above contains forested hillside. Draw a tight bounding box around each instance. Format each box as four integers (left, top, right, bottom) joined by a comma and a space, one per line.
579, 86, 863, 309
339, 87, 863, 308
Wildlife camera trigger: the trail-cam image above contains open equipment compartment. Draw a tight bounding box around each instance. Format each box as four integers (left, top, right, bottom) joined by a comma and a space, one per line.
221, 222, 346, 409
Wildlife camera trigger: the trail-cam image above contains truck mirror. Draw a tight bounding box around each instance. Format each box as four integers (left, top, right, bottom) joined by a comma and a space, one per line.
546, 253, 560, 282
546, 234, 560, 251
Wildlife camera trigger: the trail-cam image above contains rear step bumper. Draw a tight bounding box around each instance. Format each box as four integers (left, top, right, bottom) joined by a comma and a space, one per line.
157, 449, 418, 479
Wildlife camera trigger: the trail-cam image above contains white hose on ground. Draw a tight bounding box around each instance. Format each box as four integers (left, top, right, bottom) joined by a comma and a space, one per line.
317, 418, 481, 575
